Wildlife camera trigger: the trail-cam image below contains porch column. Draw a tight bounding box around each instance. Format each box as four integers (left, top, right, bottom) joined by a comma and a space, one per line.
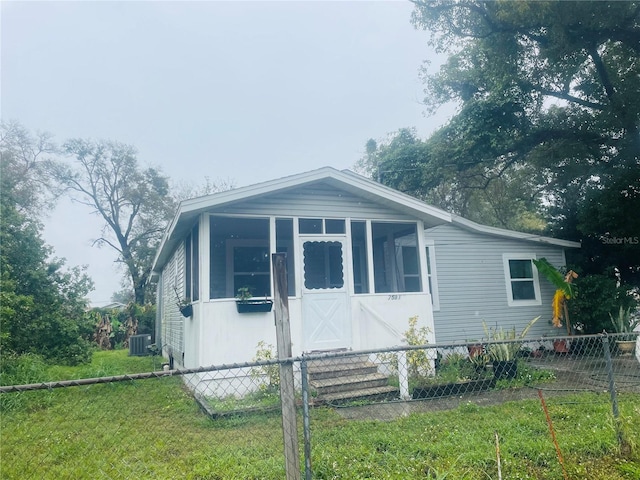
199, 214, 210, 301
416, 220, 428, 295
365, 220, 375, 293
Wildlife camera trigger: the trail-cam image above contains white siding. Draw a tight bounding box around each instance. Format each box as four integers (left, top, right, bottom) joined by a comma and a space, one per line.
161, 242, 185, 364
218, 184, 415, 221
426, 224, 568, 344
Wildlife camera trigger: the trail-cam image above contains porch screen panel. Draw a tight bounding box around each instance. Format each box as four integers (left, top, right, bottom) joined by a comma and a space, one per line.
210, 216, 270, 299
276, 218, 295, 296
372, 222, 422, 293
351, 221, 369, 293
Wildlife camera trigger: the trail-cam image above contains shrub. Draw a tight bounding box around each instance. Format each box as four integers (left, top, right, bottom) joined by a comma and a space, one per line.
250, 341, 280, 391
380, 316, 432, 379
569, 274, 637, 334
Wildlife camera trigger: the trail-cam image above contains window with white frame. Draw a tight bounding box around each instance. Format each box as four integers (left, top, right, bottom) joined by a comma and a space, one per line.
502, 254, 541, 306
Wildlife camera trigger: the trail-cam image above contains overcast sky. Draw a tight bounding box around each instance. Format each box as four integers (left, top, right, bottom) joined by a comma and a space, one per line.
2, 1, 454, 306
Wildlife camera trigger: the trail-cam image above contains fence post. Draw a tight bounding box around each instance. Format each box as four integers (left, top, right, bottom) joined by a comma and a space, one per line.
601, 334, 624, 449
272, 253, 301, 480
300, 357, 313, 480
397, 349, 410, 400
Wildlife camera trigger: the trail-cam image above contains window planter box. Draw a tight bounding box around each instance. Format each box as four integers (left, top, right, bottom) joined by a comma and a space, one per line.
236, 299, 273, 314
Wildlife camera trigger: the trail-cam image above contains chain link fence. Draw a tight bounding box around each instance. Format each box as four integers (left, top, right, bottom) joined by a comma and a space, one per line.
1, 333, 639, 479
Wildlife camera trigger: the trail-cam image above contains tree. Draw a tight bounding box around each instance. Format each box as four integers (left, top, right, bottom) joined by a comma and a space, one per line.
361, 1, 639, 283
1, 130, 94, 364
0, 121, 59, 216
52, 140, 176, 304
358, 128, 546, 232
574, 165, 640, 285
173, 176, 236, 202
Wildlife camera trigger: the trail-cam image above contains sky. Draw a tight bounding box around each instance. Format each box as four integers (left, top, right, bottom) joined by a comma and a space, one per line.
1, 1, 455, 306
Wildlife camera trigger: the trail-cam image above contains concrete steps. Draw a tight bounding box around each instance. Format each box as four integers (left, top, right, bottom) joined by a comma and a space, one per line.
307, 355, 398, 404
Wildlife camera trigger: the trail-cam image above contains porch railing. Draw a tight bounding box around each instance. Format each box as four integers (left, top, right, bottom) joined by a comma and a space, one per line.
358, 302, 410, 399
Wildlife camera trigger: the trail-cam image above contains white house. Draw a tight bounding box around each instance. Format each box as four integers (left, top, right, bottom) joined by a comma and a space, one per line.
151, 167, 580, 370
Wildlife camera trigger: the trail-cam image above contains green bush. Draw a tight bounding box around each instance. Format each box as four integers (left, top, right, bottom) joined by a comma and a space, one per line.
569, 274, 637, 334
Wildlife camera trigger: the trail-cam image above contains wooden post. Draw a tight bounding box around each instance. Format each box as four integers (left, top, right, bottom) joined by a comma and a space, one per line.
272, 253, 301, 480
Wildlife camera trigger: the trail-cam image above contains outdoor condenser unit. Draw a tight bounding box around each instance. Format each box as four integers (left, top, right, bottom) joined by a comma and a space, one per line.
129, 334, 152, 356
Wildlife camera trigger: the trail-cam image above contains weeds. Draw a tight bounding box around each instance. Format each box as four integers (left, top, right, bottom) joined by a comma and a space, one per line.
250, 341, 280, 390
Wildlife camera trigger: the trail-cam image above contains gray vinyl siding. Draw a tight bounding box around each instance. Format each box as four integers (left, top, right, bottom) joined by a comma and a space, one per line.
217, 184, 414, 221
426, 224, 568, 344
161, 242, 185, 363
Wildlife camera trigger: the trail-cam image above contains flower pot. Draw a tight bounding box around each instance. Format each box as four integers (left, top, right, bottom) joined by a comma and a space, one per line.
553, 339, 570, 354
493, 360, 517, 380
467, 344, 484, 358
179, 304, 193, 318
616, 340, 636, 356
236, 299, 273, 313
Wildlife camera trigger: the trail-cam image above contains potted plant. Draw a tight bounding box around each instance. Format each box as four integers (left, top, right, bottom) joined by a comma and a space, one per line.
235, 286, 273, 313
178, 298, 193, 318
412, 352, 495, 399
466, 339, 484, 358
483, 316, 540, 380
174, 287, 193, 318
533, 258, 578, 352
609, 306, 639, 355
468, 351, 491, 374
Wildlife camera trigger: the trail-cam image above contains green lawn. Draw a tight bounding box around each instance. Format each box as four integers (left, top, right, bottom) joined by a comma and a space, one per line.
1, 350, 638, 479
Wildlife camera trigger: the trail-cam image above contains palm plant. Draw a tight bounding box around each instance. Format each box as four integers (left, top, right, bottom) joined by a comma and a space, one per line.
533, 258, 577, 335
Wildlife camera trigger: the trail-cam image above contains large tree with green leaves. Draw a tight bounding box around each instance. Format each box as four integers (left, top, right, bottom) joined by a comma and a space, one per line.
1, 123, 94, 364
358, 128, 546, 232
363, 1, 639, 283
52, 140, 176, 304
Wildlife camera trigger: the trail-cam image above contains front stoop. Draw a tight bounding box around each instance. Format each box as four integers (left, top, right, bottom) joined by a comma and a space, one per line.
307, 355, 398, 404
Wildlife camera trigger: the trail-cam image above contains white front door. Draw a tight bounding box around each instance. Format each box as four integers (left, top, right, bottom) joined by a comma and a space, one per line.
299, 236, 351, 352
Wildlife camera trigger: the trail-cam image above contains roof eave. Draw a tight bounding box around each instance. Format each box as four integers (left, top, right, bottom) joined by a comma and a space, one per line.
152, 167, 454, 274
451, 215, 581, 248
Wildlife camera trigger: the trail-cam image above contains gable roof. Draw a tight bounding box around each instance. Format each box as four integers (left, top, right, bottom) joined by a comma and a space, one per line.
152, 167, 580, 275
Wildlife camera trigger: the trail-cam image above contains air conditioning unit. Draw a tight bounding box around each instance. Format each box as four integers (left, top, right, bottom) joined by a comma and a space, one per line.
129, 334, 152, 356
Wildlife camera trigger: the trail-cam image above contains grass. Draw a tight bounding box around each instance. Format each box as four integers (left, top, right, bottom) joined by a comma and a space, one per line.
205, 388, 281, 415
1, 350, 639, 479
